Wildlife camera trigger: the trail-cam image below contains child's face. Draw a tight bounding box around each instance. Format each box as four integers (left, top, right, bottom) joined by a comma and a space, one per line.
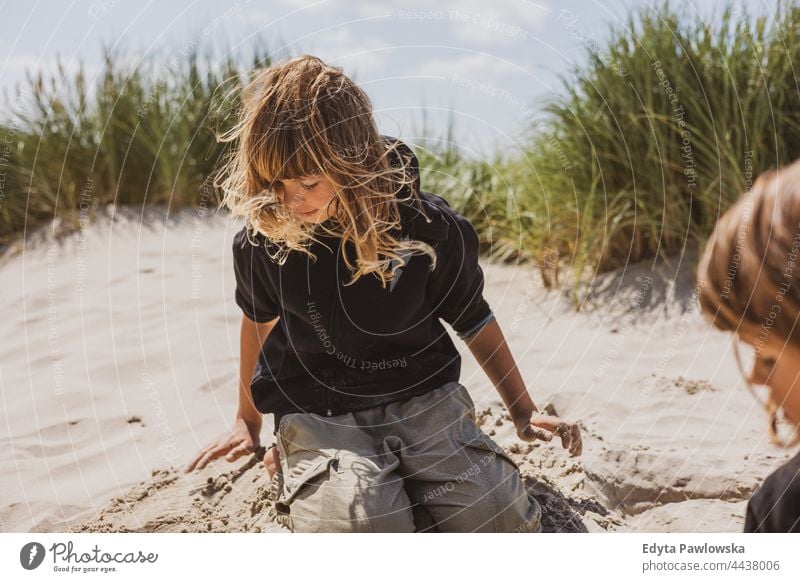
739, 334, 800, 426
274, 174, 337, 223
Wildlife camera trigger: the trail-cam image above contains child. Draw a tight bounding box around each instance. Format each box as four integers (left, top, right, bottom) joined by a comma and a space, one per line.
698, 160, 800, 532
185, 54, 582, 533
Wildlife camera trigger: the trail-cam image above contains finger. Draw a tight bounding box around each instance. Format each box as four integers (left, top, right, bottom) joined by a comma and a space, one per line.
226, 441, 253, 462
184, 443, 216, 473
521, 423, 553, 442
565, 425, 580, 456
558, 423, 572, 451
195, 444, 231, 471
184, 456, 199, 474
529, 414, 563, 433
570, 425, 583, 457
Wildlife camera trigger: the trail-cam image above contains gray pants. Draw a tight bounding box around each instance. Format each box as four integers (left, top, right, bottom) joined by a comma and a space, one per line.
272, 381, 542, 532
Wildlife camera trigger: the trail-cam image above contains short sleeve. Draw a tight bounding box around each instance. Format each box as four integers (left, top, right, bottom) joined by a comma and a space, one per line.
428, 212, 495, 340
232, 227, 281, 323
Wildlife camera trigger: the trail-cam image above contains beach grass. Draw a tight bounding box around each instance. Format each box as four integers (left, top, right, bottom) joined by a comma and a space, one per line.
0, 45, 272, 244
415, 1, 800, 304
3, 1, 800, 303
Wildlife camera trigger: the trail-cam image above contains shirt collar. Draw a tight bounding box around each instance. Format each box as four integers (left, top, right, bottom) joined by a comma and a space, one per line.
382, 134, 450, 241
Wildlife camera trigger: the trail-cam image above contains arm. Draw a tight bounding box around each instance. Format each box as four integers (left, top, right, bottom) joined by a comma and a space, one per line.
464, 317, 582, 456
238, 314, 279, 425
424, 210, 581, 455
463, 317, 535, 421
241, 314, 283, 477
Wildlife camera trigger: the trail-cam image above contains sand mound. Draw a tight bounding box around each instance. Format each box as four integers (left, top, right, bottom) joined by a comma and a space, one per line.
72, 454, 288, 533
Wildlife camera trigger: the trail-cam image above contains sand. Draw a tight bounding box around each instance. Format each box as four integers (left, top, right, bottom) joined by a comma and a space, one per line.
1, 204, 793, 533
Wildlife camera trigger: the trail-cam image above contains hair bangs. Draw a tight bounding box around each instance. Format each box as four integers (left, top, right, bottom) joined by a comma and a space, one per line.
251, 125, 324, 189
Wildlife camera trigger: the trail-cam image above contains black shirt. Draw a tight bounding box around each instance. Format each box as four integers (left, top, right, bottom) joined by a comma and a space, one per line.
744, 450, 800, 532
231, 136, 495, 433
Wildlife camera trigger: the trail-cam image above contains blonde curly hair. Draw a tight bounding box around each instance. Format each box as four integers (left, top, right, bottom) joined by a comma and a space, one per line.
215, 54, 437, 287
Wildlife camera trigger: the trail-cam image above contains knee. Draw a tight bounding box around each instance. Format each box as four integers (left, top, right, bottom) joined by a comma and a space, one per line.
492, 488, 542, 533
352, 488, 417, 532
292, 484, 416, 533
430, 474, 542, 533
288, 456, 416, 533
475, 480, 542, 533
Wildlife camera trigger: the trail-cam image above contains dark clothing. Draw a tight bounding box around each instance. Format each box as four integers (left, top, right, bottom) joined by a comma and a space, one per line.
744, 450, 800, 532
231, 135, 495, 433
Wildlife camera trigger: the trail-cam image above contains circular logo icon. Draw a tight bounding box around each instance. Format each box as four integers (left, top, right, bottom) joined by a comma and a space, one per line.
20, 542, 46, 570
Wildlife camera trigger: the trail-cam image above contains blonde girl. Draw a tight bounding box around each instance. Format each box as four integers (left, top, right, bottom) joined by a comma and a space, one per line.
185, 54, 581, 533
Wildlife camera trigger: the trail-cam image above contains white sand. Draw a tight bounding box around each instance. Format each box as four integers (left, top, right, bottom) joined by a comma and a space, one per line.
1, 205, 792, 533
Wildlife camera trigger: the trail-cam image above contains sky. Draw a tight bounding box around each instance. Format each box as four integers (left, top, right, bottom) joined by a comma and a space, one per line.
0, 0, 780, 157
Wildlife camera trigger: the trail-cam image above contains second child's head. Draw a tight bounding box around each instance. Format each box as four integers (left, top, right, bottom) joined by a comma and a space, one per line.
218, 54, 435, 286
698, 160, 800, 445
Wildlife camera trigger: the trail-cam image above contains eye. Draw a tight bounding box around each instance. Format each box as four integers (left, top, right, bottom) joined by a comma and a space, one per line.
301, 182, 319, 191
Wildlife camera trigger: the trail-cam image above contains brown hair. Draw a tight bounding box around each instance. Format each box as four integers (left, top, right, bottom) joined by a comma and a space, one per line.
697, 159, 800, 445
215, 54, 436, 286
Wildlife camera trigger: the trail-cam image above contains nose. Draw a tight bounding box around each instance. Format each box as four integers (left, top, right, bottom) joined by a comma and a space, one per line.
279, 184, 304, 208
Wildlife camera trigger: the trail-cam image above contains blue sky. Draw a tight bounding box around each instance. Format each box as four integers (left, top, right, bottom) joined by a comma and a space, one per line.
1, 0, 779, 157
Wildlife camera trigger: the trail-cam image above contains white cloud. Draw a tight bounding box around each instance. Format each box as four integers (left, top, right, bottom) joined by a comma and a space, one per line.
417, 52, 519, 80
355, 0, 550, 46
447, 0, 549, 46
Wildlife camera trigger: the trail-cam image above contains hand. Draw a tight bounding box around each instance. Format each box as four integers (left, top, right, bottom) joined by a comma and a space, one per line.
184, 416, 262, 473
513, 411, 582, 457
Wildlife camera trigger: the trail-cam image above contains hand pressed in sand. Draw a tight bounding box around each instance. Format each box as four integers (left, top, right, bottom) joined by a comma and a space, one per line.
513, 411, 582, 457
184, 417, 262, 473
464, 317, 583, 457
